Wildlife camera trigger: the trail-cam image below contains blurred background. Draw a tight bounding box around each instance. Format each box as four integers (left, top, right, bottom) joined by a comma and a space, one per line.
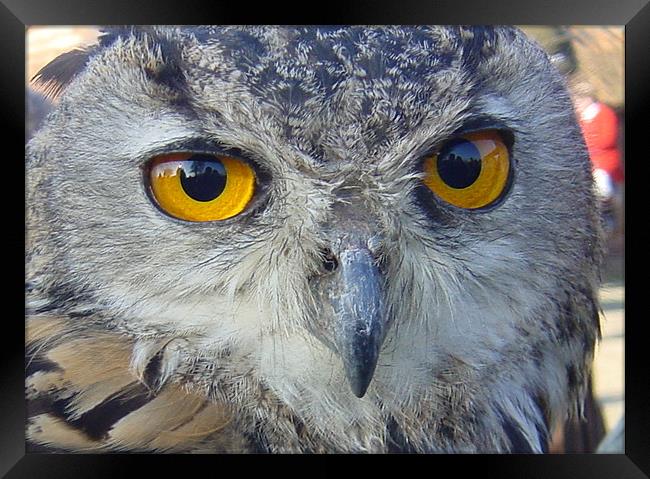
26, 26, 625, 453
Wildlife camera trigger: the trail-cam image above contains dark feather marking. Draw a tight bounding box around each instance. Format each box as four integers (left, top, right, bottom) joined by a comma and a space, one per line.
530, 344, 544, 367
97, 26, 188, 92
566, 363, 580, 390
244, 420, 272, 453
533, 391, 552, 431
502, 423, 534, 453
30, 282, 94, 315
437, 421, 455, 442
531, 392, 551, 452
44, 382, 152, 441
499, 412, 534, 453
142, 35, 188, 93
27, 395, 59, 418
556, 294, 579, 343
452, 26, 500, 94
31, 48, 95, 101
72, 383, 153, 440
142, 349, 163, 389
555, 286, 601, 348
25, 356, 61, 378
386, 416, 417, 453
536, 421, 550, 453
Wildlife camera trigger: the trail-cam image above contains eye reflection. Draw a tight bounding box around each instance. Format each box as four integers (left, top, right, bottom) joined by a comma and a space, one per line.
422, 130, 511, 210
148, 152, 256, 222
437, 139, 482, 189
178, 159, 227, 202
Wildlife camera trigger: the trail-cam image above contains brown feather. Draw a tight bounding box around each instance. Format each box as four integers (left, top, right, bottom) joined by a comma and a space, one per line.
26, 370, 65, 400
106, 384, 218, 451
147, 402, 233, 452
27, 414, 102, 452
27, 314, 235, 452
26, 315, 67, 344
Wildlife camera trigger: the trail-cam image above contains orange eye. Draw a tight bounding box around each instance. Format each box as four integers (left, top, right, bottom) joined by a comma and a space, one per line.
148, 153, 256, 221
422, 130, 511, 209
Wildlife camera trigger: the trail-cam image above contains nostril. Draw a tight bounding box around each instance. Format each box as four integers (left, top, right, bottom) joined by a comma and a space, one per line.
320, 248, 339, 273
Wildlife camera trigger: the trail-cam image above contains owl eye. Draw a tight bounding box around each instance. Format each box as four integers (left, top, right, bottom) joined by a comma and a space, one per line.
422, 130, 511, 209
147, 152, 255, 221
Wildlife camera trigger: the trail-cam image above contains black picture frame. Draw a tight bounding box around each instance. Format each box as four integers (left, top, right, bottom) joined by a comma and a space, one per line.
5, 0, 647, 477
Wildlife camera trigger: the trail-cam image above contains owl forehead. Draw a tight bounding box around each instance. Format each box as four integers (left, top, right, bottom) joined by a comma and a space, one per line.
199, 26, 461, 87
173, 26, 504, 158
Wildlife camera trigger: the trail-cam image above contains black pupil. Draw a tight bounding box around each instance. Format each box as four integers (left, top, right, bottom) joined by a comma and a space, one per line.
437, 139, 482, 189
179, 155, 227, 202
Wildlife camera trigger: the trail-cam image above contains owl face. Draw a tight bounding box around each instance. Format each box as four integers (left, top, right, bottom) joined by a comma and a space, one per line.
27, 26, 600, 446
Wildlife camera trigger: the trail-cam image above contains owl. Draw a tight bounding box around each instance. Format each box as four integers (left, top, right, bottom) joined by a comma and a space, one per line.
25, 26, 603, 453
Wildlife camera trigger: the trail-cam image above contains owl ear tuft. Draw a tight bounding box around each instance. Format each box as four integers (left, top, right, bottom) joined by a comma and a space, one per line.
31, 47, 96, 101
30, 26, 137, 102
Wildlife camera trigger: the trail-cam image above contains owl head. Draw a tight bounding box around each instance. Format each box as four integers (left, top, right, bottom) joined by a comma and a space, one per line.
27, 26, 602, 451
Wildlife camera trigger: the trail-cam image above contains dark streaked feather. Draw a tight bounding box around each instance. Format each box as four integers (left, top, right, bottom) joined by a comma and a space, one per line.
31, 48, 96, 101
500, 415, 535, 453
31, 26, 187, 103
26, 314, 235, 453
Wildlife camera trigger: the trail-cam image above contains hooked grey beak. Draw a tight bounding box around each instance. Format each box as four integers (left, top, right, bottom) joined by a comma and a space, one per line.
312, 232, 388, 398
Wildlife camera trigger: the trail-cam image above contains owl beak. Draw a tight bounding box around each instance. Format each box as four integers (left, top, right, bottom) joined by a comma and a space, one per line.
326, 243, 387, 399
